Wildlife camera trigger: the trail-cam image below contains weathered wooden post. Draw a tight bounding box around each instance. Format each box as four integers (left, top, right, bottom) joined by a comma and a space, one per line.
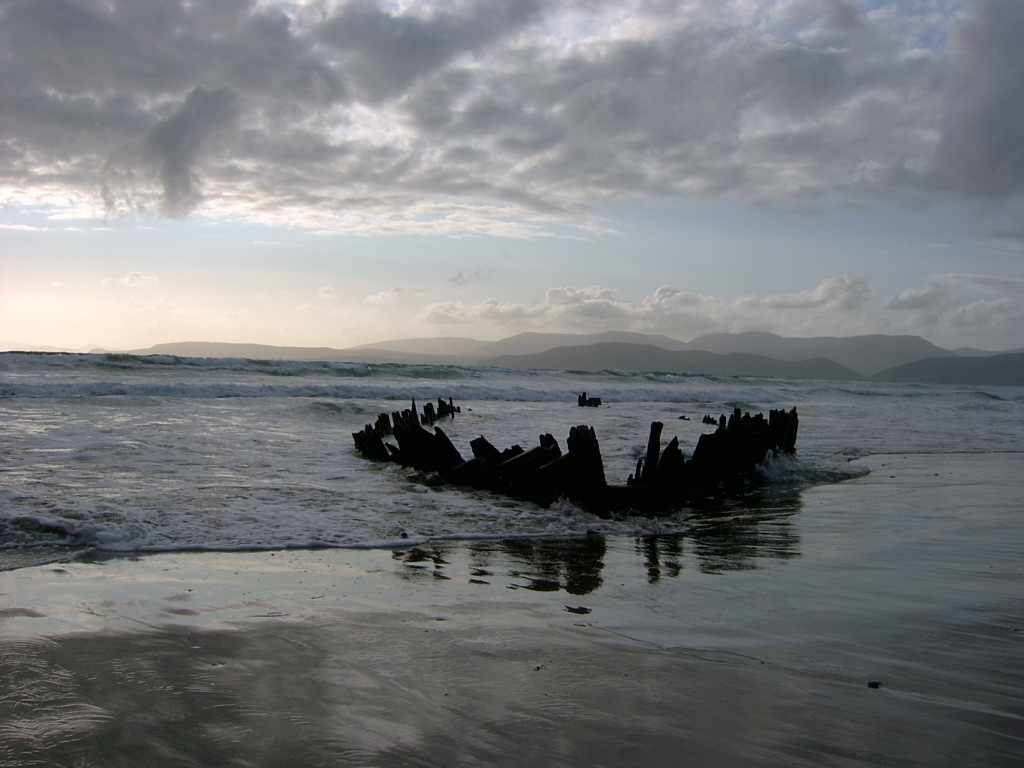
639, 421, 664, 485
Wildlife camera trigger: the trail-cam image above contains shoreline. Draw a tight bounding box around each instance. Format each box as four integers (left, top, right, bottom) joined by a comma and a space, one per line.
5, 446, 1010, 575
2, 452, 1022, 767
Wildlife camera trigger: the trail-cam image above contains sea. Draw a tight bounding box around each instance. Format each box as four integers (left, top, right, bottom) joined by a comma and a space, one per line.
2, 351, 1023, 571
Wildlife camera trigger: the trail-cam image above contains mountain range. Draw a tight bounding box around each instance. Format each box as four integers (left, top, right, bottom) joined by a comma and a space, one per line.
125, 331, 1024, 386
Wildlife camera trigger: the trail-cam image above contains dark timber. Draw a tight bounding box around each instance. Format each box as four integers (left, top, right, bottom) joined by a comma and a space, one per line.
352, 398, 798, 517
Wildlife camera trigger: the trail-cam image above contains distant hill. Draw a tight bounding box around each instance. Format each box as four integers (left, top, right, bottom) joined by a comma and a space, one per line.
873, 352, 1024, 385
950, 345, 1024, 357
473, 331, 692, 358
688, 331, 949, 376
481, 342, 862, 380
345, 331, 692, 359
121, 332, 1024, 385
346, 336, 491, 357
357, 329, 955, 376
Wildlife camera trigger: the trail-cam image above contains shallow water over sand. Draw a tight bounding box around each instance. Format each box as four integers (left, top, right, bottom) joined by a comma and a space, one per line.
2, 453, 1021, 768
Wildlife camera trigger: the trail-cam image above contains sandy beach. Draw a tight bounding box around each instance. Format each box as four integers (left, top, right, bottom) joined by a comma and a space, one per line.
2, 452, 1022, 767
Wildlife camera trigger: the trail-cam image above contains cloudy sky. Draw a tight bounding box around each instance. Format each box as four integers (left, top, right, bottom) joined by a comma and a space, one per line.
3, 0, 1024, 352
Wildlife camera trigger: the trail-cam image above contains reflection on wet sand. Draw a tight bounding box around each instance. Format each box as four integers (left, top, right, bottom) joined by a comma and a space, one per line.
3, 454, 1020, 768
685, 507, 802, 575
483, 536, 608, 595
392, 497, 803, 596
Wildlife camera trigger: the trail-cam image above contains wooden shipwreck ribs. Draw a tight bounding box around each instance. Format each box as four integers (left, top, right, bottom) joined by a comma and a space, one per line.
351, 398, 798, 517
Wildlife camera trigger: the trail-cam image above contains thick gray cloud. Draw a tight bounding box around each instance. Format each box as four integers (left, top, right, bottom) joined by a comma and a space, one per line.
927, 0, 1024, 199
316, 0, 542, 103
2, 0, 1022, 229
104, 85, 240, 217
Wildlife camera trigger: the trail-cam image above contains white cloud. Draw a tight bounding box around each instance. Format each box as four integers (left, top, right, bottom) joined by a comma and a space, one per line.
416, 270, 1024, 349
739, 274, 872, 311
883, 272, 1024, 347
422, 275, 872, 336
0, 223, 46, 231
942, 296, 1022, 344
365, 288, 401, 304
111, 271, 159, 287
887, 281, 958, 311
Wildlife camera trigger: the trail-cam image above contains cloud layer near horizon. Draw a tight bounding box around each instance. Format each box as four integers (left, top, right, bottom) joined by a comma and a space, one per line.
4, 0, 1024, 236
417, 273, 1023, 347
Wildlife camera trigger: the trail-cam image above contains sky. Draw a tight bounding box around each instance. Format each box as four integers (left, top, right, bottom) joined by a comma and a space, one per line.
2, 0, 1024, 353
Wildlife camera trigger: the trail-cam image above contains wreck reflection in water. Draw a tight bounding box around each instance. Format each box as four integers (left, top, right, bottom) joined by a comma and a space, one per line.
392, 494, 803, 596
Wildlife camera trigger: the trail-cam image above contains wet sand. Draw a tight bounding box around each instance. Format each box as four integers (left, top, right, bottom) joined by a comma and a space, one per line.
2, 453, 1022, 767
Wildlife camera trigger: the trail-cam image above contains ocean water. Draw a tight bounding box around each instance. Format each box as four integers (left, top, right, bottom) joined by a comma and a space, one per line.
2, 351, 1023, 567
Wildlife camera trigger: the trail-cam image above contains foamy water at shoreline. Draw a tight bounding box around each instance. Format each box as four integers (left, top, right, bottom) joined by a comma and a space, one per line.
2, 352, 1022, 564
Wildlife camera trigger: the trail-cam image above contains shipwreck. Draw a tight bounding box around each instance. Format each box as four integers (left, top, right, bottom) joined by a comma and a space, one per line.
351, 397, 798, 517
